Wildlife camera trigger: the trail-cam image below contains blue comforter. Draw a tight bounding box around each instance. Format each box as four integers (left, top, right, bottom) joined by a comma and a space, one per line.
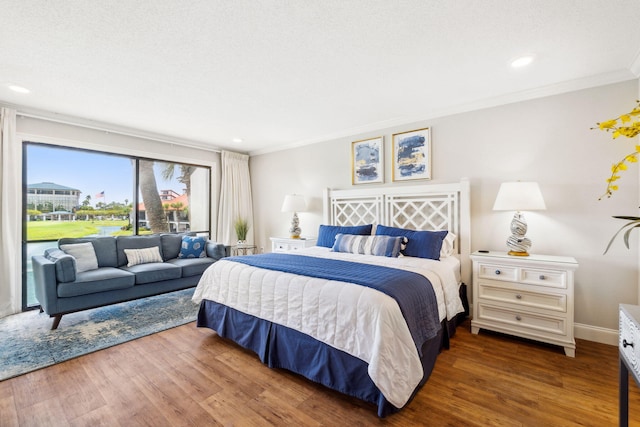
227, 253, 441, 354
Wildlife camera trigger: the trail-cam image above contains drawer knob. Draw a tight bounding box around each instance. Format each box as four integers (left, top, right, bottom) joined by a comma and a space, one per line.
623, 339, 634, 348
515, 315, 522, 321
495, 269, 501, 275
539, 275, 546, 280
515, 294, 522, 299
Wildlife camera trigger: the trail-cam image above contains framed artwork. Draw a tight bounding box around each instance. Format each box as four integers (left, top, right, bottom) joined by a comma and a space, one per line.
351, 136, 384, 185
392, 127, 431, 181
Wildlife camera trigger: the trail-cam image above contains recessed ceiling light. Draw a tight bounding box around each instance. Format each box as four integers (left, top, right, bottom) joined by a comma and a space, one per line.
7, 84, 30, 94
510, 55, 535, 68
232, 138, 243, 143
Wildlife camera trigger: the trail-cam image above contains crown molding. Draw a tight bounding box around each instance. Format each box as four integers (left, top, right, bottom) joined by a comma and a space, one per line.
250, 69, 637, 157
1, 101, 224, 154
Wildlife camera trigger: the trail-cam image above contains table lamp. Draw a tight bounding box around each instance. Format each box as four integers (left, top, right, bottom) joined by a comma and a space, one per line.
281, 194, 307, 239
493, 181, 546, 256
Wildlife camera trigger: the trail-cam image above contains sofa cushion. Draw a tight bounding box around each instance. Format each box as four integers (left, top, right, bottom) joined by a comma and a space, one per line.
167, 257, 216, 277
124, 246, 163, 267
44, 248, 76, 283
179, 236, 207, 259
59, 242, 99, 273
58, 237, 117, 268
160, 233, 184, 261
116, 235, 162, 267
119, 263, 182, 285
57, 267, 135, 298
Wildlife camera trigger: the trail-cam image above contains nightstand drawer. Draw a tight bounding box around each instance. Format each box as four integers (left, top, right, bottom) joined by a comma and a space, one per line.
620, 307, 640, 374
270, 237, 317, 253
477, 263, 518, 282
520, 267, 566, 289
478, 283, 566, 312
477, 303, 567, 336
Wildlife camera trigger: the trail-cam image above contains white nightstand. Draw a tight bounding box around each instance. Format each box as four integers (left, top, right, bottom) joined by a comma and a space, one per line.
270, 237, 317, 253
470, 251, 578, 357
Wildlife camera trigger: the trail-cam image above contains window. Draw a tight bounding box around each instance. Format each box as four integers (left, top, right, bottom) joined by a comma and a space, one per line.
23, 142, 211, 308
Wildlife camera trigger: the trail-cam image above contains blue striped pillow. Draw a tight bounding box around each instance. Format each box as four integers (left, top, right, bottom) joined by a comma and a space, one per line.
331, 234, 406, 258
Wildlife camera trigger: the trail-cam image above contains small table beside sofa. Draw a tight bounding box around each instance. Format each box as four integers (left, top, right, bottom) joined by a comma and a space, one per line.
32, 233, 228, 329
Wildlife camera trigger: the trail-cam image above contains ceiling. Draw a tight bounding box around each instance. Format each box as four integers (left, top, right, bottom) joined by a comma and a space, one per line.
1, 1, 640, 155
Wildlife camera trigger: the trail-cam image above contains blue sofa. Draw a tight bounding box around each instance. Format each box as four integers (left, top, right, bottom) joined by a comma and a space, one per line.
32, 233, 228, 329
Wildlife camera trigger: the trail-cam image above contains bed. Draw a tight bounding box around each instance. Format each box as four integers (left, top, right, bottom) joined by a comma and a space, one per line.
192, 179, 471, 417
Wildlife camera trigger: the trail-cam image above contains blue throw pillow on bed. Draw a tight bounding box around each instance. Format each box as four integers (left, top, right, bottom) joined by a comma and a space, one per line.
375, 224, 448, 260
331, 234, 406, 257
178, 236, 207, 258
316, 224, 373, 248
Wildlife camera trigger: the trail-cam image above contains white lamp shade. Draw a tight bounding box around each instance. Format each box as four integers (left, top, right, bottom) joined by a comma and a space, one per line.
493, 182, 546, 211
281, 194, 306, 212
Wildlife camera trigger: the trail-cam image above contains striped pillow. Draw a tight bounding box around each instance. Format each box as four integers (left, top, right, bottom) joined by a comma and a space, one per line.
124, 246, 163, 267
331, 234, 407, 258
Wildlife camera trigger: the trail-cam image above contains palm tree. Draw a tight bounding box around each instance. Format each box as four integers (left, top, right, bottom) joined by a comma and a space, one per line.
139, 160, 169, 232
82, 195, 91, 207
170, 202, 184, 224
161, 163, 195, 223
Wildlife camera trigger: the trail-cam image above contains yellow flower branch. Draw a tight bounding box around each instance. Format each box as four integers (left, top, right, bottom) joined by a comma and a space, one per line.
593, 100, 640, 199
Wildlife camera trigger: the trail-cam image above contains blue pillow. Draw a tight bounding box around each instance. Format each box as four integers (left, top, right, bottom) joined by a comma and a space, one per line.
375, 225, 448, 260
178, 236, 207, 258
316, 224, 373, 248
331, 234, 406, 257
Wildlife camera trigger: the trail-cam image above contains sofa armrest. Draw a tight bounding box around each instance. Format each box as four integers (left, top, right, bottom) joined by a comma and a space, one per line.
206, 242, 229, 260
32, 255, 60, 315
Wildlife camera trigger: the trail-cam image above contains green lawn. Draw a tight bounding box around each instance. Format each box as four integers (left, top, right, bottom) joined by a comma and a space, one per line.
27, 220, 131, 241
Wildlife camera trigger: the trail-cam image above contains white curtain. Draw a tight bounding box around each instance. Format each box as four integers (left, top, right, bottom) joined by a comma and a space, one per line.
0, 108, 21, 318
217, 151, 254, 245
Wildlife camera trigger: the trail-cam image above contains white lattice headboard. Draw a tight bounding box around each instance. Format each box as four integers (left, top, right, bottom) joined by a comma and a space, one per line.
323, 178, 471, 287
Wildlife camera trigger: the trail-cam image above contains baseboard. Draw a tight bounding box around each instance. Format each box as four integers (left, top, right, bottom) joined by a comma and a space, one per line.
574, 323, 618, 346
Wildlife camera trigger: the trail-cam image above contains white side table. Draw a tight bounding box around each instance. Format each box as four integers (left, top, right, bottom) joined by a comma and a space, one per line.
471, 251, 578, 357
270, 237, 317, 253
619, 304, 640, 426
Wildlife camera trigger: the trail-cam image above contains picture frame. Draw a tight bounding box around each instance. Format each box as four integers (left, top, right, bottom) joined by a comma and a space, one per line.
351, 136, 384, 185
392, 127, 431, 181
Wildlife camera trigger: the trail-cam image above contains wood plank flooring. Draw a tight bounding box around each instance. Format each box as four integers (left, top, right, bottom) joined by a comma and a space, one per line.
2, 318, 640, 426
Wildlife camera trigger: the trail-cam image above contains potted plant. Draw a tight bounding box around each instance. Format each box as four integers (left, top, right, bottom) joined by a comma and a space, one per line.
234, 217, 249, 244
594, 100, 640, 252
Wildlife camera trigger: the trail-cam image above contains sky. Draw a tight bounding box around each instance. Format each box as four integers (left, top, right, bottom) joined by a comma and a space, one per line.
26, 144, 184, 206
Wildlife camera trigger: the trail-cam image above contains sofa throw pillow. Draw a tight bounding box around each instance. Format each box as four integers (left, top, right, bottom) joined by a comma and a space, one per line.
60, 242, 99, 273
124, 246, 163, 267
178, 236, 207, 259
316, 224, 373, 248
375, 225, 448, 260
331, 234, 407, 258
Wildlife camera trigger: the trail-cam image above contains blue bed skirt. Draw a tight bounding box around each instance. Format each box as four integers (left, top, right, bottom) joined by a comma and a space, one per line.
196, 287, 468, 417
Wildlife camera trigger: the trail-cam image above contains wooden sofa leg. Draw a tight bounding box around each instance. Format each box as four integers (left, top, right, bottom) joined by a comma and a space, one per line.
51, 315, 62, 330
39, 306, 44, 313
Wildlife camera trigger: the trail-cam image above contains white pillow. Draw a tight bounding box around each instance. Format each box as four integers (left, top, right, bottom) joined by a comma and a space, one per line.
440, 232, 457, 258
124, 246, 163, 267
60, 242, 99, 273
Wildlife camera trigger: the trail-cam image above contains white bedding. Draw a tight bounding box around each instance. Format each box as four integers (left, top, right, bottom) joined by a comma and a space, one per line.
192, 248, 464, 408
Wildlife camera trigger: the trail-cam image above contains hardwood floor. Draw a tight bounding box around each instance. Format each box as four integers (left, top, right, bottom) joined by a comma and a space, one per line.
2, 318, 639, 426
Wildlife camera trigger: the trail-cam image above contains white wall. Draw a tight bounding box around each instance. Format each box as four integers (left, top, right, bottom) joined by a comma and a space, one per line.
249, 80, 640, 336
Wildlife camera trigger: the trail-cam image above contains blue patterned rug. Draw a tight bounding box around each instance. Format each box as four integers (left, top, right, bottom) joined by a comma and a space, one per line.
0, 288, 199, 381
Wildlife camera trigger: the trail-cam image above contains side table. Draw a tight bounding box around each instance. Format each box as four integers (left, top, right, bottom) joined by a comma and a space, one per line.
620, 304, 640, 426
231, 244, 257, 256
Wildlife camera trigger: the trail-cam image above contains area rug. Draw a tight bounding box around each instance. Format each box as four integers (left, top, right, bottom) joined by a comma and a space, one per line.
0, 288, 199, 381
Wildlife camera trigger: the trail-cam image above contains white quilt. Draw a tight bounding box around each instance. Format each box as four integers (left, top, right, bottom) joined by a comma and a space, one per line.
192, 248, 464, 408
